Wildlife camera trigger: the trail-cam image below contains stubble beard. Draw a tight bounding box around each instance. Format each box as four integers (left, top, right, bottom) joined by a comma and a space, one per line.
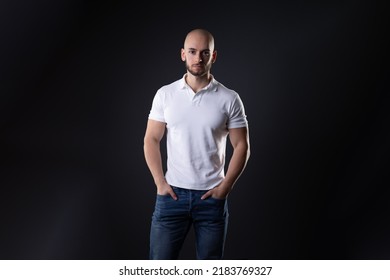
184, 60, 210, 77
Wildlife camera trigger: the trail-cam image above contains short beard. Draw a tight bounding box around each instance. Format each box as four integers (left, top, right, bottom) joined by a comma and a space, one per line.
184, 60, 207, 77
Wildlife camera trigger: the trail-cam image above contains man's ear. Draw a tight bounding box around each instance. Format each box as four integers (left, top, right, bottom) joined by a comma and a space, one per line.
181, 48, 186, 61
212, 50, 217, 63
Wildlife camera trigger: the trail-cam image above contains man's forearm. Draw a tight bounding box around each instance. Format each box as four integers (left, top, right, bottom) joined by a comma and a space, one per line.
221, 143, 250, 191
144, 140, 166, 185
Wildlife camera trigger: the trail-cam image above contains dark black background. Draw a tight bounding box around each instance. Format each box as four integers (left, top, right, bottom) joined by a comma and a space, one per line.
0, 0, 387, 260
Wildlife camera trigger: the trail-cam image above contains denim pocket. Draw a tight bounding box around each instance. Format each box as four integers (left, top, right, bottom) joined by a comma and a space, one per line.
156, 193, 171, 198
209, 196, 227, 202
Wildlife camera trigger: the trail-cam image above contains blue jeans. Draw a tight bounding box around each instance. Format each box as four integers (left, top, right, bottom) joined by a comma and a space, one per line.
149, 186, 229, 260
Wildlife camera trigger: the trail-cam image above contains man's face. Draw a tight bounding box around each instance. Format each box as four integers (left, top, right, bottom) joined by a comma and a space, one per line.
181, 34, 216, 77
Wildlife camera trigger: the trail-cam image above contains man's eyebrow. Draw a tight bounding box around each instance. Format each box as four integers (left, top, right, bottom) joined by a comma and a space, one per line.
187, 47, 211, 52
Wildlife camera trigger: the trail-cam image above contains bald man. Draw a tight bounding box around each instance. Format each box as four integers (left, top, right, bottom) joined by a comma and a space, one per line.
144, 28, 250, 260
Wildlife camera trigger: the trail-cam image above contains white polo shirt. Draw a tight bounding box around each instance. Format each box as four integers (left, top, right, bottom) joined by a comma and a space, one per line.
148, 74, 248, 190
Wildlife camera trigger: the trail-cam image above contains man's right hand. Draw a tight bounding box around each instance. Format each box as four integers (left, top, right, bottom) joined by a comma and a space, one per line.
156, 182, 178, 200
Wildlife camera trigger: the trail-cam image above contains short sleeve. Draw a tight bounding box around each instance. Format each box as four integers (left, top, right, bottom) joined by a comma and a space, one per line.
148, 90, 166, 122
227, 94, 248, 129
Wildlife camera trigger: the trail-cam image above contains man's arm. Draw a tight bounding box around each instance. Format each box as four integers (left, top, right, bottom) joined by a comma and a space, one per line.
201, 127, 250, 200
143, 119, 177, 199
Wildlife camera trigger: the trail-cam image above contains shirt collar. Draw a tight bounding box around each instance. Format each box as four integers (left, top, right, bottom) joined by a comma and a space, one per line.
180, 74, 218, 92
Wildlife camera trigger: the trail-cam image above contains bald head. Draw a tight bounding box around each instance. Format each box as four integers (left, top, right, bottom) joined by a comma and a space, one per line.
184, 29, 215, 52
